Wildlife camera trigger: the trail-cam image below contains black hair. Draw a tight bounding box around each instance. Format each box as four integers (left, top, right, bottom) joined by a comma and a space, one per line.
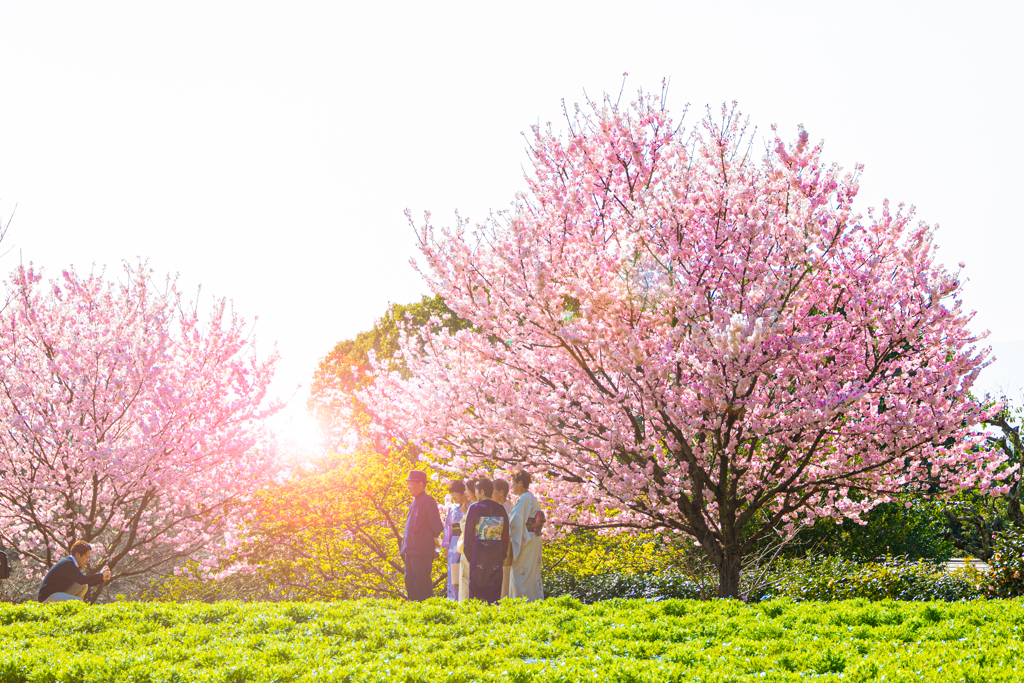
70, 540, 92, 558
512, 470, 532, 489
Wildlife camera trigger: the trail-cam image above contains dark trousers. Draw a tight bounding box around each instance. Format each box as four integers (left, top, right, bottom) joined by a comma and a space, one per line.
404, 553, 434, 601
469, 563, 503, 605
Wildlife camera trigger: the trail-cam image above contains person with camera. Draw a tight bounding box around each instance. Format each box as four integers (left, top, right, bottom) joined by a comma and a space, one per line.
37, 541, 110, 603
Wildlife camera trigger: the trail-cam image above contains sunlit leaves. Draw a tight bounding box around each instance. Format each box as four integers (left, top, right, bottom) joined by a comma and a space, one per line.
4, 599, 1024, 682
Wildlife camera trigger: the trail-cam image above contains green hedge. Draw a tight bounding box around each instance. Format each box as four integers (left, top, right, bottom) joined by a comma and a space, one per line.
762, 556, 984, 602
545, 556, 987, 603
5, 598, 1024, 682
543, 570, 705, 602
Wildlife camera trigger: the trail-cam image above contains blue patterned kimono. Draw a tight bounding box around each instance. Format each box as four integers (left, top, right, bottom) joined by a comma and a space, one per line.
442, 504, 464, 600
463, 498, 510, 605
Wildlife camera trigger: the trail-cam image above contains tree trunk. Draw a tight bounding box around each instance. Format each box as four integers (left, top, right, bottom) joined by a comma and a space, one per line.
716, 546, 743, 599
1008, 479, 1024, 529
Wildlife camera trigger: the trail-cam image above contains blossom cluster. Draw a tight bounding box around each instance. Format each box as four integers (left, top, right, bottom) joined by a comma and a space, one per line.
364, 95, 1005, 585
0, 262, 280, 581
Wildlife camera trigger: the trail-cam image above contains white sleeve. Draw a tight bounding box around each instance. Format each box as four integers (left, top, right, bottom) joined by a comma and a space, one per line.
508, 495, 527, 560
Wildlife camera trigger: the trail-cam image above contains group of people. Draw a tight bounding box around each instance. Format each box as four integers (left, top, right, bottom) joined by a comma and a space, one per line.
401, 469, 544, 604
31, 469, 543, 606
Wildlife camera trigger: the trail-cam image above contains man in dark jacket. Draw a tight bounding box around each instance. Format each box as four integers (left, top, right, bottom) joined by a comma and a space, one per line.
463, 478, 510, 604
401, 470, 444, 601
38, 541, 109, 603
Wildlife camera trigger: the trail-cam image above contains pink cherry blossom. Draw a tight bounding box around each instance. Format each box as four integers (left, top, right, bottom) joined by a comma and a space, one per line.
0, 261, 280, 592
364, 94, 1006, 597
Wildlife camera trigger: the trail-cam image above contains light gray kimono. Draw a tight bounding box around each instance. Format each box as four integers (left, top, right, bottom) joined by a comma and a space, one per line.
507, 490, 544, 601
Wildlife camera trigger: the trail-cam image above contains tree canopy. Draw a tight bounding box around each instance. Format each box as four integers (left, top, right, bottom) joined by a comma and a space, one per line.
0, 262, 279, 597
365, 94, 1006, 596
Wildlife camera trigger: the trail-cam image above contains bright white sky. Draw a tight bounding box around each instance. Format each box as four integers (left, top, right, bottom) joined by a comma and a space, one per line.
1, 1, 1022, 452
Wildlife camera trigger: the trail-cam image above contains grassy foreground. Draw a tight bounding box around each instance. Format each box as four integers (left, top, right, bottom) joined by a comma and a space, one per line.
3, 597, 1024, 682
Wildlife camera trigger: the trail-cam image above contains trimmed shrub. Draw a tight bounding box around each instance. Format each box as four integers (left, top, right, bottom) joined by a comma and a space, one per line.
760, 556, 984, 602
546, 556, 987, 603
544, 570, 703, 603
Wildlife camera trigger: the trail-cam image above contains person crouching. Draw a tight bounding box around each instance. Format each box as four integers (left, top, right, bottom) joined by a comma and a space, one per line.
38, 541, 110, 603
462, 478, 510, 605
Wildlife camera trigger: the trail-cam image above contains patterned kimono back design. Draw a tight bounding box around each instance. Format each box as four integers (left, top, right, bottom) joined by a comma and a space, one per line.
463, 498, 510, 605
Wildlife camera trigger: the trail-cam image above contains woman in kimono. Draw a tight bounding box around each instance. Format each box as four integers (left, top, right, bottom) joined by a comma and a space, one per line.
508, 469, 544, 601
456, 479, 478, 601
442, 480, 468, 600
462, 478, 510, 605
492, 479, 514, 600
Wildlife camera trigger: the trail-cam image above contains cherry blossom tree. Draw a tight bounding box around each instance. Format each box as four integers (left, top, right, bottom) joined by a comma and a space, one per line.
0, 262, 279, 597
366, 94, 1008, 597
